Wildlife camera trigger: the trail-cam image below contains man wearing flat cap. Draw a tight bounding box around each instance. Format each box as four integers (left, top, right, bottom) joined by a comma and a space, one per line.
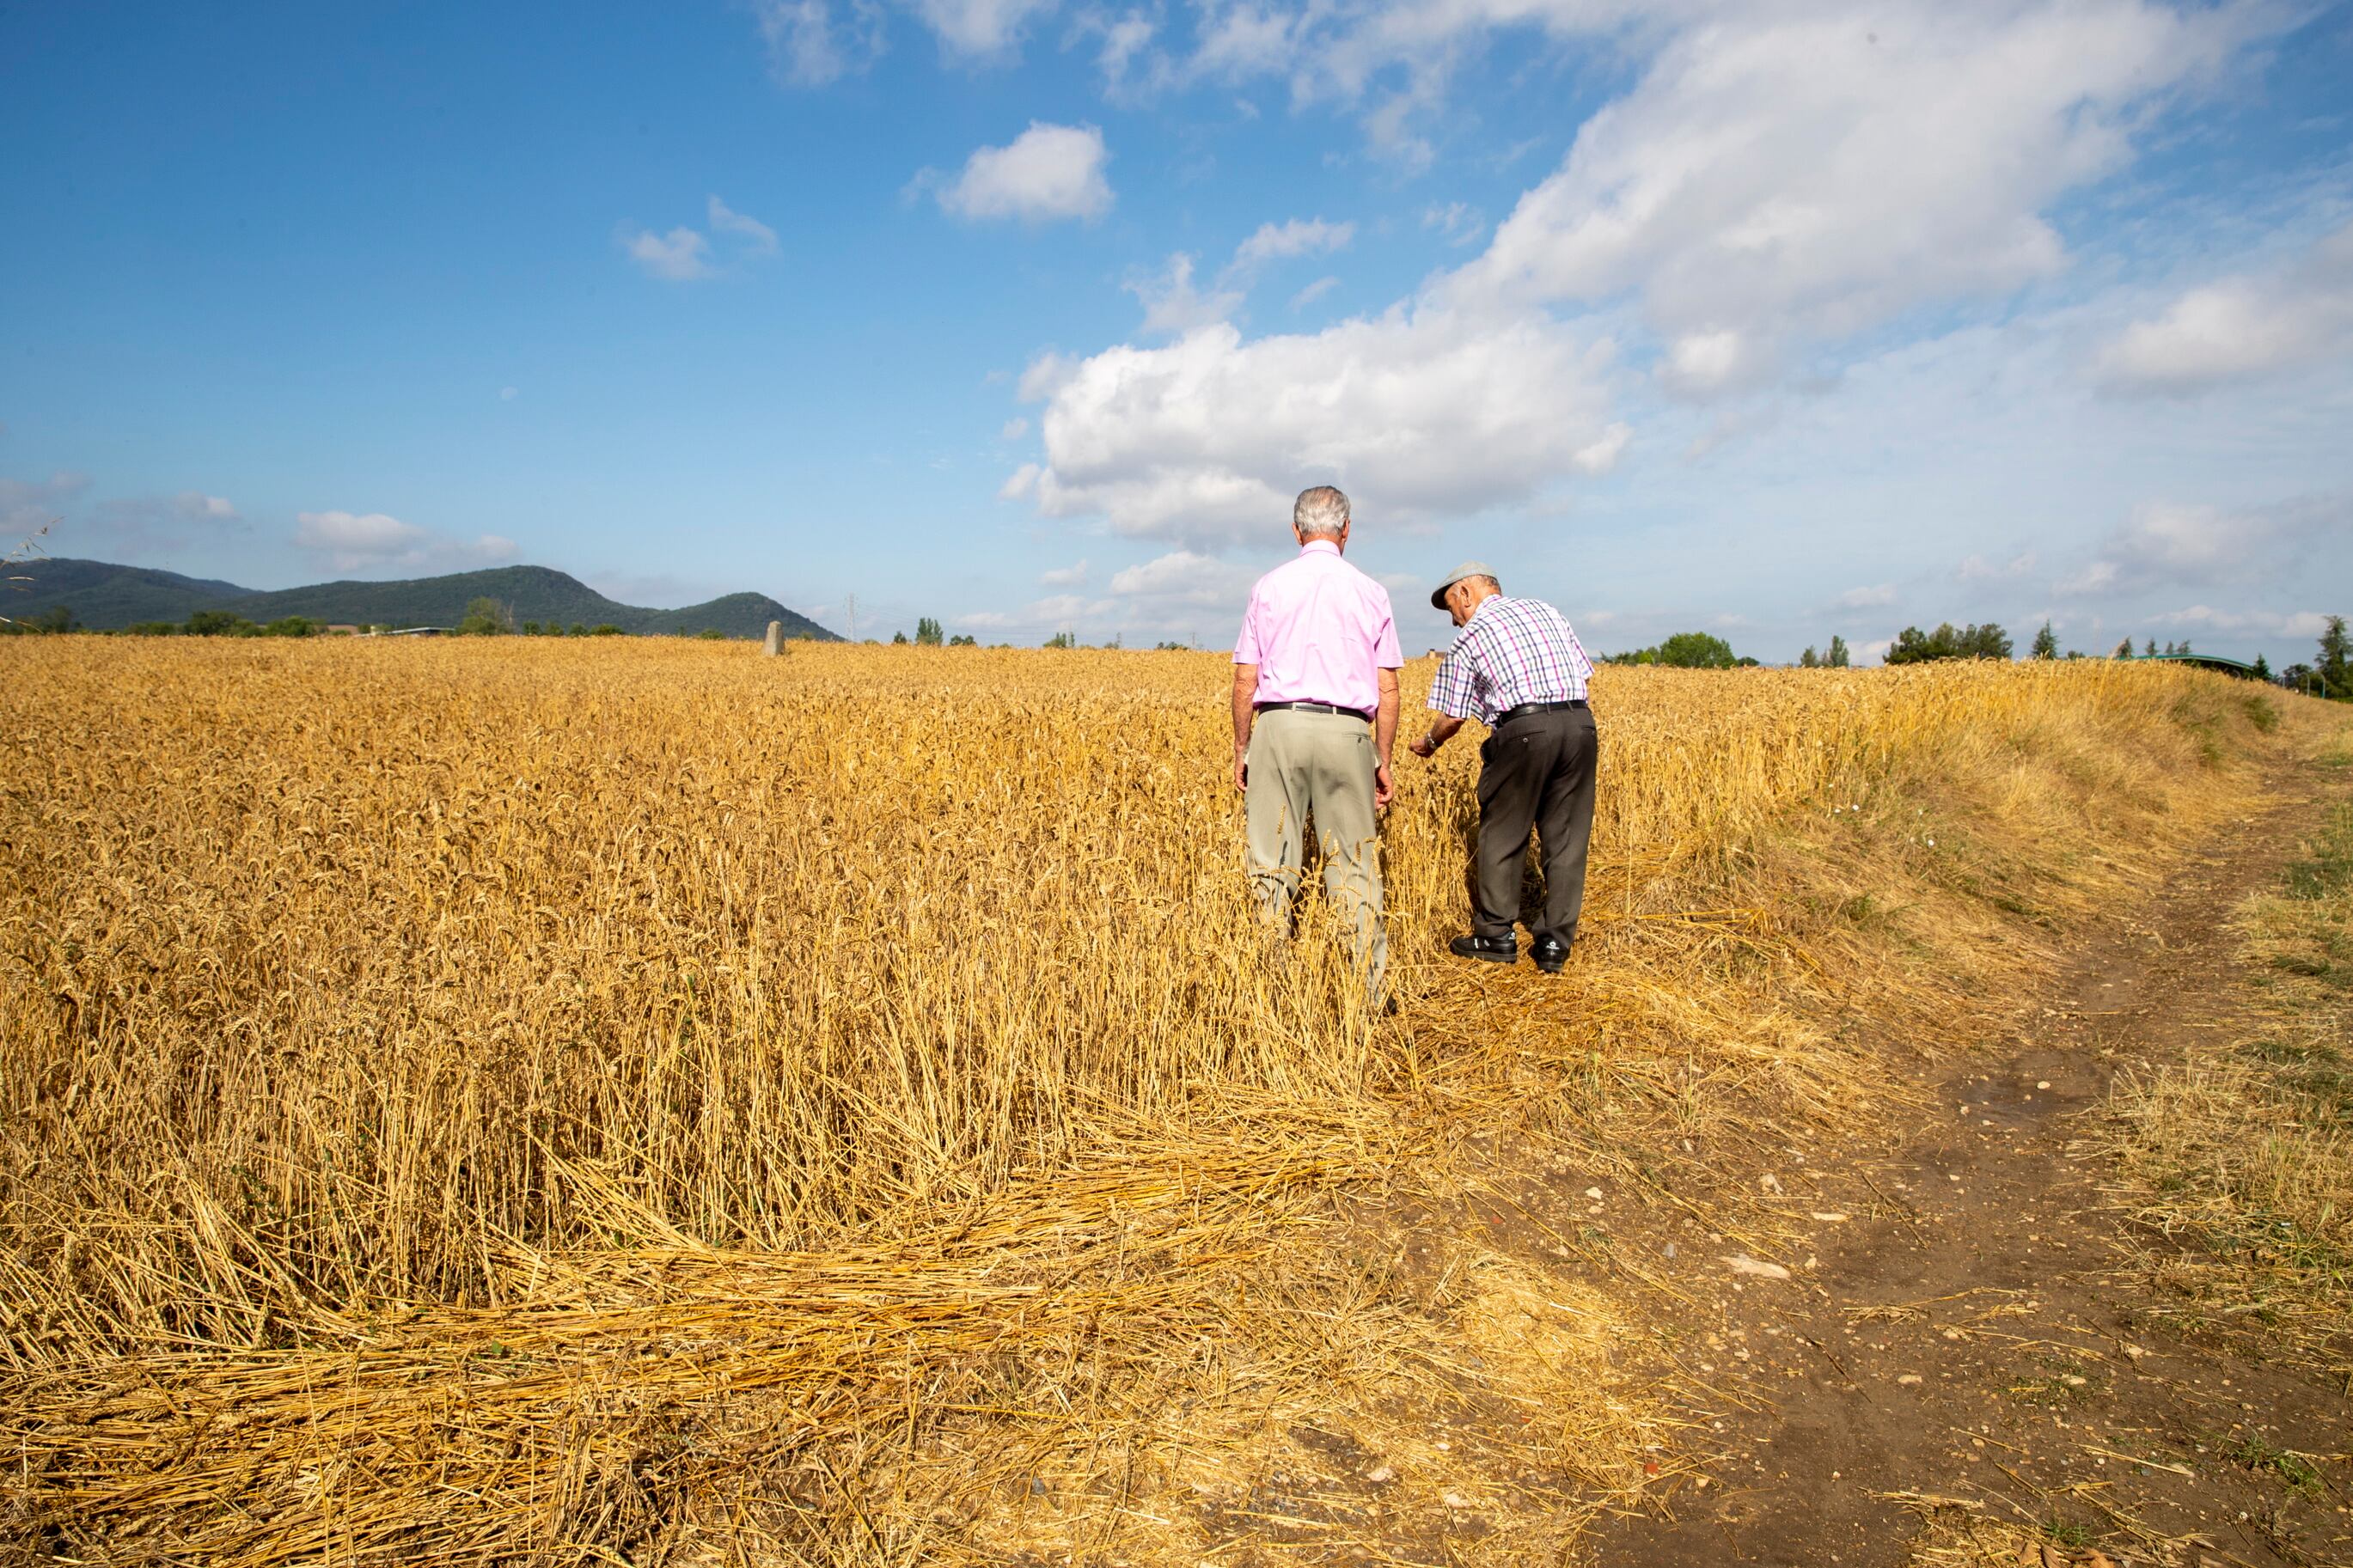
1409, 563, 1598, 973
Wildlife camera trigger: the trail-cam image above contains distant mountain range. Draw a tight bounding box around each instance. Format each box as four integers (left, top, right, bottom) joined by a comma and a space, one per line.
7, 559, 841, 640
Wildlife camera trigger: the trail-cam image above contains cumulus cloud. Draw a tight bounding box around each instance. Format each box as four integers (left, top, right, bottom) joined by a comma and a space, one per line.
909, 0, 1060, 60
1229, 217, 1354, 276
295, 510, 518, 574
618, 225, 712, 282
1017, 306, 1624, 548
1106, 549, 1255, 605
751, 0, 886, 86
618, 195, 780, 280
1836, 583, 1897, 609
1128, 253, 1243, 337
1040, 558, 1089, 586
707, 195, 779, 255
932, 122, 1112, 222
1444, 1, 2239, 392
999, 416, 1030, 441
2057, 494, 2345, 597
1959, 551, 2038, 582
2093, 222, 2353, 396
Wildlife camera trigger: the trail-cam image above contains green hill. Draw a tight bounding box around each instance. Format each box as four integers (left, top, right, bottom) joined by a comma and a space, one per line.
3, 558, 250, 627
8, 558, 840, 640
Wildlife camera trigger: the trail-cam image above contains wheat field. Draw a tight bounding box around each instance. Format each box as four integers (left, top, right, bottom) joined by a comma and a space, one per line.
0, 638, 2297, 1562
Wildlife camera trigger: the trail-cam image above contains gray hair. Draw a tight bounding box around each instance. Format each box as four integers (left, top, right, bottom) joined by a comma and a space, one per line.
1293, 485, 1350, 539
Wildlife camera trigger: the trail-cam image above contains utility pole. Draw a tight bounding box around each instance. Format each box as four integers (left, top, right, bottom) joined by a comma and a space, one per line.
846, 593, 856, 642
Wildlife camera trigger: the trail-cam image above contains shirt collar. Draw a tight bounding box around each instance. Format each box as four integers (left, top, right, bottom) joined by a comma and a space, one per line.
1299, 540, 1341, 558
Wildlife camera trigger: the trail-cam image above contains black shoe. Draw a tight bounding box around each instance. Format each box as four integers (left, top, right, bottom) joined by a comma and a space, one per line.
1449, 934, 1519, 964
1531, 935, 1571, 973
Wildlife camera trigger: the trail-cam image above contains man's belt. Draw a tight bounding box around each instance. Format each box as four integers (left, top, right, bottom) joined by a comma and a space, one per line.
1493, 699, 1589, 726
1256, 700, 1375, 724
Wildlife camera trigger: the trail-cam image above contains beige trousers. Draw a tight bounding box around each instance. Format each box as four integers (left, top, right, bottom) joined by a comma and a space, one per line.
1244, 709, 1387, 993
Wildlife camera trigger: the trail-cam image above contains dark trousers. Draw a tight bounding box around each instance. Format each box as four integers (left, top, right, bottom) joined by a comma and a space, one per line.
1472, 707, 1598, 943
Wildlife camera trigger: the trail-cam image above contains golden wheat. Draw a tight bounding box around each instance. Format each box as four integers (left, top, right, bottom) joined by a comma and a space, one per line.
0, 638, 2301, 1562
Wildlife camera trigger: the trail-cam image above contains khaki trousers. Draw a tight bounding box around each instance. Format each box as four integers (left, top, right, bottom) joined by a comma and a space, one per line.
1244, 709, 1387, 992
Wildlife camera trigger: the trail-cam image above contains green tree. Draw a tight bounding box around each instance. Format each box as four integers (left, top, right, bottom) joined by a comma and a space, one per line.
260, 616, 318, 638
949, 633, 978, 645
590, 624, 623, 637
2031, 621, 2059, 660
891, 630, 909, 644
1650, 631, 1737, 668
2319, 615, 2350, 698
2252, 653, 2272, 681
1885, 622, 2013, 664
1044, 631, 1076, 650
1798, 646, 1819, 668
696, 627, 725, 639
457, 596, 512, 636
521, 620, 541, 636
915, 616, 944, 646
567, 623, 588, 637
1827, 634, 1850, 668
185, 609, 249, 637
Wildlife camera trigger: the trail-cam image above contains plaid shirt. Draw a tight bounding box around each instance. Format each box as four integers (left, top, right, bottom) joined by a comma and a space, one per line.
1427, 595, 1594, 725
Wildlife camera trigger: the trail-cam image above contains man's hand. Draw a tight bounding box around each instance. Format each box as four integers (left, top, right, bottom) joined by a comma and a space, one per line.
1374, 760, 1394, 810
1408, 732, 1439, 760
1233, 747, 1250, 795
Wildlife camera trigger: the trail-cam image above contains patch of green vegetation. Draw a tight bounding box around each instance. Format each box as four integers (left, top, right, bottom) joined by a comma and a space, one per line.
2241, 692, 2281, 733
2039, 1516, 2094, 1550
2221, 1434, 2324, 1497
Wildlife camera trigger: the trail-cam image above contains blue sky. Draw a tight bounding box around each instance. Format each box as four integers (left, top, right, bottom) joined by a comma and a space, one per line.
3, 0, 2349, 662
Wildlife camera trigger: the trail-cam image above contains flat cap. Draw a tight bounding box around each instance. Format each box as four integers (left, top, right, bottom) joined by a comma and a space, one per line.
1430, 560, 1496, 611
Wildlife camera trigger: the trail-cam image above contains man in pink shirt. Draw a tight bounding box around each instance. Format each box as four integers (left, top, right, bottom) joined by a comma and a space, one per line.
1231, 485, 1403, 992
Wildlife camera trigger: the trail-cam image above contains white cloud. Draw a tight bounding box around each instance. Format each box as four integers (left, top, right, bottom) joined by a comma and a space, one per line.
499, 386, 519, 401
2093, 222, 2353, 396
1290, 276, 1340, 310
1106, 549, 1254, 604
1, 471, 92, 536
619, 225, 712, 282
1230, 217, 1354, 275
999, 416, 1030, 441
619, 197, 780, 281
1040, 558, 1089, 586
1018, 305, 1622, 548
1959, 551, 2037, 582
1445, 2, 2240, 388
295, 510, 519, 574
2148, 604, 2332, 638
1093, 10, 1157, 94
707, 195, 779, 255
1836, 583, 1897, 609
1128, 253, 1243, 337
1422, 202, 1482, 247
2058, 494, 2346, 597
932, 122, 1112, 223
998, 462, 1042, 500
751, 0, 886, 86
910, 0, 1060, 60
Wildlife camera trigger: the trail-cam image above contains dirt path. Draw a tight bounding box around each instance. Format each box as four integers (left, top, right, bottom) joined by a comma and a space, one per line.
1591, 759, 2353, 1568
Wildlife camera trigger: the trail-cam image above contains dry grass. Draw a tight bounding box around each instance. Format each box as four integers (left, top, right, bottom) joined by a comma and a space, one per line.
0, 639, 2312, 1562
2105, 777, 2353, 1385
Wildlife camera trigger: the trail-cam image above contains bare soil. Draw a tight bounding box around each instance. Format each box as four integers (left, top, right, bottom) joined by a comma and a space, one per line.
1586, 760, 2353, 1566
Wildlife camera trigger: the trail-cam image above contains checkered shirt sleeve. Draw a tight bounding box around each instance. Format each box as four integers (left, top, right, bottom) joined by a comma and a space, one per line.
1427, 597, 1593, 724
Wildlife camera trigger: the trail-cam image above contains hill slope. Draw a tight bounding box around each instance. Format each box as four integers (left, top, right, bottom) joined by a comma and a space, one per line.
9, 558, 840, 639
3, 558, 251, 626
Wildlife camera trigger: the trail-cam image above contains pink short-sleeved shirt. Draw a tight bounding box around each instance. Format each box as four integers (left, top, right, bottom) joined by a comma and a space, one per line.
1232, 540, 1403, 714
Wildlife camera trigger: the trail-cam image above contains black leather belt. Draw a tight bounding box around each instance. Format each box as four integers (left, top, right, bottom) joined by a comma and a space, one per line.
1494, 699, 1588, 726
1255, 700, 1375, 724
